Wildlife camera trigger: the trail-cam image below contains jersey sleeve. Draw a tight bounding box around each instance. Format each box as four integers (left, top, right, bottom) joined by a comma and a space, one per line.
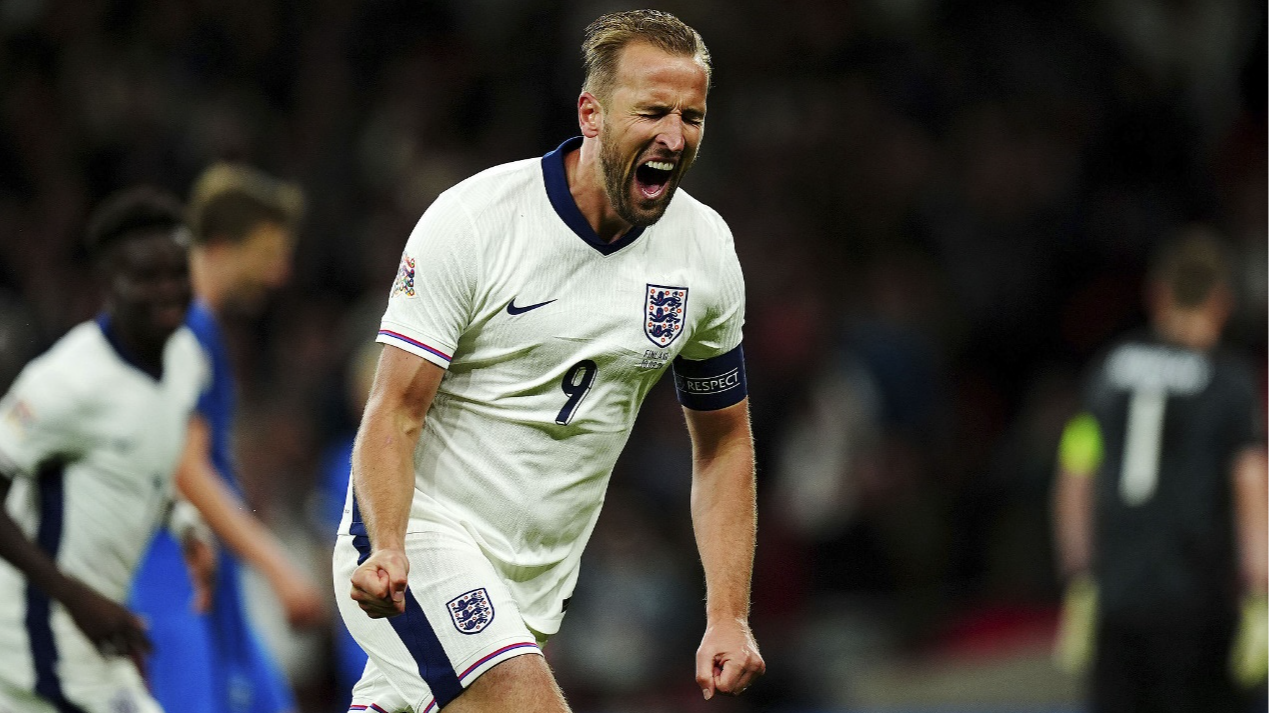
673, 212, 748, 410
376, 190, 482, 369
0, 362, 87, 477
1223, 356, 1266, 451
678, 215, 746, 362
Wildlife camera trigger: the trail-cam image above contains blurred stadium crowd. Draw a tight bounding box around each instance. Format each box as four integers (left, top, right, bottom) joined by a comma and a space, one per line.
0, 0, 1264, 711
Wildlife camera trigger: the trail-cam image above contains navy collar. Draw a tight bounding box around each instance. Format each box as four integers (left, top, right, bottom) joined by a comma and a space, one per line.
541, 137, 645, 255
96, 313, 163, 380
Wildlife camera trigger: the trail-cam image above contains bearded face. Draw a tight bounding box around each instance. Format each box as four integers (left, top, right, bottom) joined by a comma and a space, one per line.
598, 120, 698, 227
591, 42, 708, 228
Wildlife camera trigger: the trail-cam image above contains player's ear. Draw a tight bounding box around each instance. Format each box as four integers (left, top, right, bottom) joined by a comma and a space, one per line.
578, 92, 602, 139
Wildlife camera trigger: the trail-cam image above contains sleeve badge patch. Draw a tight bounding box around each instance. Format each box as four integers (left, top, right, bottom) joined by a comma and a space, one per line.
392, 252, 417, 298
1, 397, 34, 436
447, 587, 495, 634
644, 284, 688, 348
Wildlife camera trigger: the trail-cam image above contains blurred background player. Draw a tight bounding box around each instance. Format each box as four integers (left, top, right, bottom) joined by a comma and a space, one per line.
1052, 226, 1268, 712
129, 164, 328, 713
0, 188, 206, 712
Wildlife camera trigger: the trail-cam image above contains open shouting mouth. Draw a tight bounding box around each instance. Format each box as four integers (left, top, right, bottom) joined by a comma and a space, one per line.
634, 157, 676, 200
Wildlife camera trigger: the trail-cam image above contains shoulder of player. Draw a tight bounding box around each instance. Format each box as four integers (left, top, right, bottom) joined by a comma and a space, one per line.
166, 325, 208, 365
411, 157, 541, 253
17, 321, 114, 401
182, 301, 219, 342
441, 156, 541, 215
1208, 345, 1259, 390
661, 189, 735, 246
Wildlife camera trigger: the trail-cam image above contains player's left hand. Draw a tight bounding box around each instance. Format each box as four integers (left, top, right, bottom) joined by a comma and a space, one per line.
696, 617, 765, 699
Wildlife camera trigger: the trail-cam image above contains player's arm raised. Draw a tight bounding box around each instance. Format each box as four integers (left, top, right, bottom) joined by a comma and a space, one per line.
684, 398, 765, 699
349, 344, 445, 618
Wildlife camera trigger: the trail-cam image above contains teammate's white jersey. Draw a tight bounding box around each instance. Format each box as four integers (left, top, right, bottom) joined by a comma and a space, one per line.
0, 318, 206, 697
343, 137, 746, 635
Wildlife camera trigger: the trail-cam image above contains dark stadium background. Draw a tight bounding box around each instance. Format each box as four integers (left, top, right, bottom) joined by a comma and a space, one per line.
0, 1, 1264, 711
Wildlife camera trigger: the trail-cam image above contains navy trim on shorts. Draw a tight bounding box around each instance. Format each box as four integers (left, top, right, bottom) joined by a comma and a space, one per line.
673, 343, 748, 411
27, 462, 89, 713
348, 534, 464, 708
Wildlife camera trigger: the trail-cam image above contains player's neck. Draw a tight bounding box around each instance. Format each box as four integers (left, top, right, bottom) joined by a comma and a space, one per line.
1153, 310, 1220, 352
103, 311, 165, 377
567, 141, 632, 243
190, 247, 230, 315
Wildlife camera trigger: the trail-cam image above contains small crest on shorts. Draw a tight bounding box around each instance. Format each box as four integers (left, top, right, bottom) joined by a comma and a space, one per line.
447, 587, 495, 634
644, 284, 688, 348
392, 252, 417, 298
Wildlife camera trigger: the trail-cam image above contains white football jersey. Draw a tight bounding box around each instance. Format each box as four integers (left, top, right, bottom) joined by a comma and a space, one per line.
346, 137, 746, 635
0, 318, 206, 693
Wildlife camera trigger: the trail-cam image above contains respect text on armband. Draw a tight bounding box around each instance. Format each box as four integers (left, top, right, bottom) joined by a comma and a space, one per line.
675, 367, 741, 395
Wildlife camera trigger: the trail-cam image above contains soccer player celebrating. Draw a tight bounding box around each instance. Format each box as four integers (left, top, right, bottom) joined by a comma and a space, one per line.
1053, 227, 1268, 712
0, 189, 207, 712
335, 9, 765, 712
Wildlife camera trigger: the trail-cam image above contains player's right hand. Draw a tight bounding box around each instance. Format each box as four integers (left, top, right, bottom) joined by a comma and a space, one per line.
350, 547, 410, 619
1053, 575, 1097, 675
60, 578, 152, 662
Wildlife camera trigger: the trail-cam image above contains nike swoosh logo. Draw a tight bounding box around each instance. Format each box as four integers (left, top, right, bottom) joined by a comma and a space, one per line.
506, 298, 557, 315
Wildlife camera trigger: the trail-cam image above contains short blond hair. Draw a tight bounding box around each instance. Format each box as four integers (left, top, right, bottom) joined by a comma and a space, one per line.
188, 163, 304, 246
581, 9, 711, 102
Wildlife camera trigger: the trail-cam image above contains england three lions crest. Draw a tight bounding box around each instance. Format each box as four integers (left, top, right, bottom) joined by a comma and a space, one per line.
645, 284, 688, 348
447, 588, 495, 634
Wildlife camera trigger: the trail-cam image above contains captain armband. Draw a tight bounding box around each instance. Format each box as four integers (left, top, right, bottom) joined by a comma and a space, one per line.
673, 344, 748, 411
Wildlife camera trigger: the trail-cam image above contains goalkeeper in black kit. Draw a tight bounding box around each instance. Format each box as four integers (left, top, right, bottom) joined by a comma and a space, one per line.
1052, 227, 1267, 712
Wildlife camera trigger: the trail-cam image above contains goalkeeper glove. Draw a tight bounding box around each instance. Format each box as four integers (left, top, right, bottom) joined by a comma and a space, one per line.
1230, 593, 1268, 688
1054, 575, 1097, 675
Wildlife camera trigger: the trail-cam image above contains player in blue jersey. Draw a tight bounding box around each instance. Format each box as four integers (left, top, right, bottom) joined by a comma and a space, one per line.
129, 164, 327, 713
338, 10, 764, 712
0, 188, 208, 712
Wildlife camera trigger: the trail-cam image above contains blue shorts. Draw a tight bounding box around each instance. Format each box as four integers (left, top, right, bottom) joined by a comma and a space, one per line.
130, 530, 295, 713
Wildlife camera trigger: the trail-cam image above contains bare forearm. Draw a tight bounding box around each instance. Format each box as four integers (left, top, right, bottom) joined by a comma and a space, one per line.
176, 461, 296, 584
1233, 448, 1268, 594
0, 478, 75, 601
349, 346, 443, 555
1053, 468, 1094, 580
690, 432, 756, 622
352, 411, 419, 553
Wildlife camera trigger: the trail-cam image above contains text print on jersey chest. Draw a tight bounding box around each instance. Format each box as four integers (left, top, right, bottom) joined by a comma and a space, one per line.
1106, 344, 1212, 395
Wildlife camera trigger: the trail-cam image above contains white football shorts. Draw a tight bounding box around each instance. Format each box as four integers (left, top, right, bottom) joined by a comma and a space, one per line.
333, 528, 543, 713
0, 656, 162, 713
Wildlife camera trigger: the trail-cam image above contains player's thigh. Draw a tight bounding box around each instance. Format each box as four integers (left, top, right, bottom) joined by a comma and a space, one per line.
334, 531, 541, 712
444, 654, 569, 713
